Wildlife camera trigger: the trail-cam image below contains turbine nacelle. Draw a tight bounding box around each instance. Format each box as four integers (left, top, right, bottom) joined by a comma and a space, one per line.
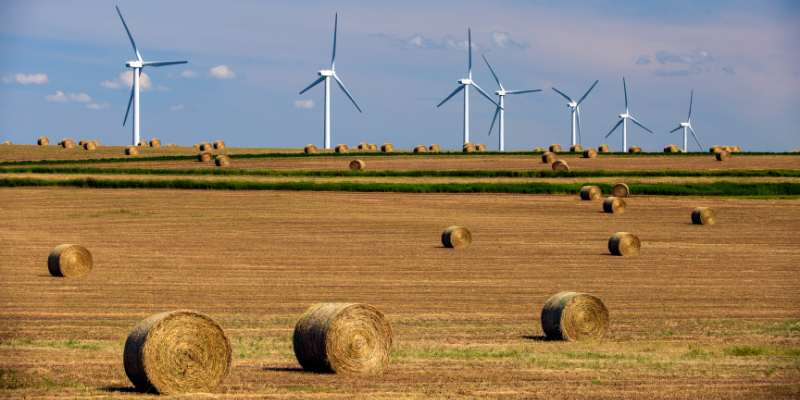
495, 90, 506, 96
317, 70, 335, 77
458, 78, 473, 85
619, 113, 629, 119
126, 61, 143, 68
568, 102, 577, 108
680, 122, 690, 127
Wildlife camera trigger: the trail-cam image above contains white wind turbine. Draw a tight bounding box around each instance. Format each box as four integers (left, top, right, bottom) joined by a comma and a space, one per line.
483, 55, 542, 151
116, 6, 187, 146
437, 29, 502, 146
552, 80, 598, 146
299, 13, 362, 150
605, 78, 653, 151
669, 90, 703, 151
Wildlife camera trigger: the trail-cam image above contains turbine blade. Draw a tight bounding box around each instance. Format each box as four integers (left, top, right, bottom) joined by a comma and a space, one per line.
689, 125, 702, 149
605, 119, 624, 138
576, 107, 582, 145
488, 106, 500, 136
468, 29, 472, 79
123, 84, 134, 126
688, 90, 693, 120
333, 72, 362, 113
505, 89, 542, 95
437, 85, 465, 107
471, 82, 502, 108
143, 61, 188, 67
669, 125, 683, 133
299, 76, 325, 95
482, 54, 503, 91
629, 116, 653, 133
331, 13, 337, 70
623, 77, 628, 110
116, 6, 142, 62
576, 79, 598, 106
551, 87, 573, 103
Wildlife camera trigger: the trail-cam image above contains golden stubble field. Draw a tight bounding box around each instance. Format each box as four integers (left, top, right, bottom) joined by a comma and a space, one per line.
1, 188, 799, 398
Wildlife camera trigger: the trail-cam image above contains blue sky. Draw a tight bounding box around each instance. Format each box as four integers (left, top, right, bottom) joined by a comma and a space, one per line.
1, 0, 798, 151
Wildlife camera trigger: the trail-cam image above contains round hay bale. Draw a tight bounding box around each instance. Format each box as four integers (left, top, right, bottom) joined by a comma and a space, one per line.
304, 144, 319, 154
356, 142, 368, 150
462, 144, 476, 153
532, 147, 547, 152
549, 144, 562, 152
709, 145, 722, 153
91, 140, 100, 146
597, 144, 610, 152
552, 160, 569, 172
692, 207, 717, 226
790, 150, 800, 153
293, 303, 393, 375
124, 310, 232, 395
165, 143, 178, 147
125, 146, 139, 156
608, 232, 641, 256
429, 144, 440, 152
628, 146, 642, 153
199, 143, 214, 152
38, 137, 50, 146
78, 139, 89, 146
716, 150, 731, 161
464, 142, 475, 148
62, 140, 76, 149
48, 244, 93, 278
723, 146, 734, 152
731, 146, 741, 153
664, 145, 679, 153
414, 145, 428, 153
368, 144, 378, 150
583, 148, 597, 158
569, 144, 582, 152
215, 155, 231, 167
3, 141, 12, 145
349, 159, 365, 171
192, 144, 201, 148
198, 152, 213, 162
541, 292, 609, 341
678, 149, 686, 153
442, 226, 472, 249
138, 141, 149, 147
611, 183, 629, 198
475, 143, 486, 152
579, 186, 601, 201
149, 139, 162, 148
335, 144, 349, 153
381, 143, 394, 152
83, 141, 97, 151
603, 197, 626, 214
200, 141, 212, 148
213, 140, 225, 150
57, 140, 63, 146
541, 152, 557, 164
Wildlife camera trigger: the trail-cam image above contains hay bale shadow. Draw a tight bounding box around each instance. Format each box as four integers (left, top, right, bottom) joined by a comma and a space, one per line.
101, 386, 147, 393
522, 335, 553, 342
262, 366, 308, 373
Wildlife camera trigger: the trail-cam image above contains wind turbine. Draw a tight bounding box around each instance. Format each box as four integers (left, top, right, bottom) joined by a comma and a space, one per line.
437, 29, 502, 146
299, 13, 362, 150
605, 78, 653, 151
669, 90, 703, 151
552, 80, 598, 146
116, 6, 187, 146
483, 55, 541, 151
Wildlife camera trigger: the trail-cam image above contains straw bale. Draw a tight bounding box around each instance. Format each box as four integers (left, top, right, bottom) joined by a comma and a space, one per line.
91, 140, 100, 146
532, 147, 547, 152
124, 310, 232, 395
579, 186, 601, 201
349, 159, 365, 171
38, 137, 49, 146
597, 144, 610, 152
213, 140, 225, 150
358, 142, 369, 150
414, 145, 428, 153
541, 292, 609, 341
149, 139, 161, 148
48, 244, 93, 278
582, 148, 597, 158
475, 143, 486, 152
611, 183, 629, 198
304, 144, 319, 154
125, 146, 139, 156
200, 143, 214, 151
62, 140, 76, 149
335, 144, 349, 153
603, 196, 626, 214
723, 146, 734, 152
709, 145, 722, 153
608, 232, 640, 256
692, 207, 716, 226
462, 143, 476, 153
442, 226, 472, 249
192, 144, 201, 148
138, 141, 149, 147
369, 144, 378, 150
628, 146, 642, 153
549, 144, 562, 152
3, 141, 11, 145
79, 139, 89, 146
569, 144, 582, 152
293, 303, 392, 374
716, 150, 731, 161
790, 150, 800, 153
83, 141, 97, 151
215, 155, 231, 167
551, 160, 570, 172
381, 143, 394, 152
541, 152, 557, 164
664, 145, 679, 153
429, 144, 440, 152
731, 146, 741, 153
198, 152, 213, 162
165, 143, 178, 147
463, 142, 475, 148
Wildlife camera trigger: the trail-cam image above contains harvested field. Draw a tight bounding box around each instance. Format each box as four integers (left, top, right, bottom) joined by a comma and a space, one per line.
0, 188, 798, 398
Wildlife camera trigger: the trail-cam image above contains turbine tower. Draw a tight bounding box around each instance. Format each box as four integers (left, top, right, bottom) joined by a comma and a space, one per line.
299, 13, 362, 150
437, 29, 502, 146
116, 6, 187, 146
552, 80, 598, 146
669, 90, 703, 151
483, 55, 542, 151
605, 78, 653, 151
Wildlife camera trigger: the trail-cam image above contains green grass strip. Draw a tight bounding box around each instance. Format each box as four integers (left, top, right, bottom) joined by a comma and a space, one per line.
2, 178, 798, 197
2, 166, 799, 178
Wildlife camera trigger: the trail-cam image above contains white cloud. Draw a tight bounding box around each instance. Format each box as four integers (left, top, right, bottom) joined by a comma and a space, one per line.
210, 65, 236, 79
489, 31, 529, 50
378, 33, 480, 51
100, 71, 168, 91
655, 49, 714, 65
294, 99, 314, 109
171, 105, 186, 110
181, 70, 200, 78
3, 73, 50, 84
86, 103, 110, 110
45, 91, 91, 103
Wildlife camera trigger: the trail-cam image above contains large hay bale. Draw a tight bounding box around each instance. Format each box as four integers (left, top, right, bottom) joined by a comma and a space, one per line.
125, 146, 139, 156
442, 226, 471, 249
83, 141, 97, 151
91, 140, 100, 146
549, 144, 562, 152
552, 160, 569, 172
603, 197, 626, 214
716, 150, 731, 161
48, 244, 93, 278
579, 186, 601, 201
692, 207, 717, 226
358, 142, 369, 150
462, 144, 476, 153
414, 145, 428, 153
381, 143, 394, 152
349, 159, 365, 171
583, 148, 597, 158
723, 146, 734, 152
149, 139, 162, 148
608, 232, 641, 256
709, 145, 722, 153
569, 144, 582, 152
463, 142, 475, 148
611, 183, 629, 198
368, 144, 378, 150
335, 144, 349, 153
790, 150, 800, 153
200, 141, 212, 148
200, 143, 214, 151
192, 143, 201, 148
138, 141, 149, 147
475, 143, 486, 152
304, 144, 319, 154
541, 292, 609, 341
78, 139, 89, 146
3, 141, 12, 145
62, 140, 76, 149
294, 303, 392, 375
532, 147, 547, 152
597, 144, 610, 152
215, 155, 231, 167
165, 143, 178, 147
731, 146, 741, 153
213, 140, 226, 150
542, 152, 557, 164
38, 137, 49, 146
124, 310, 232, 395
664, 145, 679, 153
628, 146, 642, 153
429, 144, 440, 152
198, 152, 213, 162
